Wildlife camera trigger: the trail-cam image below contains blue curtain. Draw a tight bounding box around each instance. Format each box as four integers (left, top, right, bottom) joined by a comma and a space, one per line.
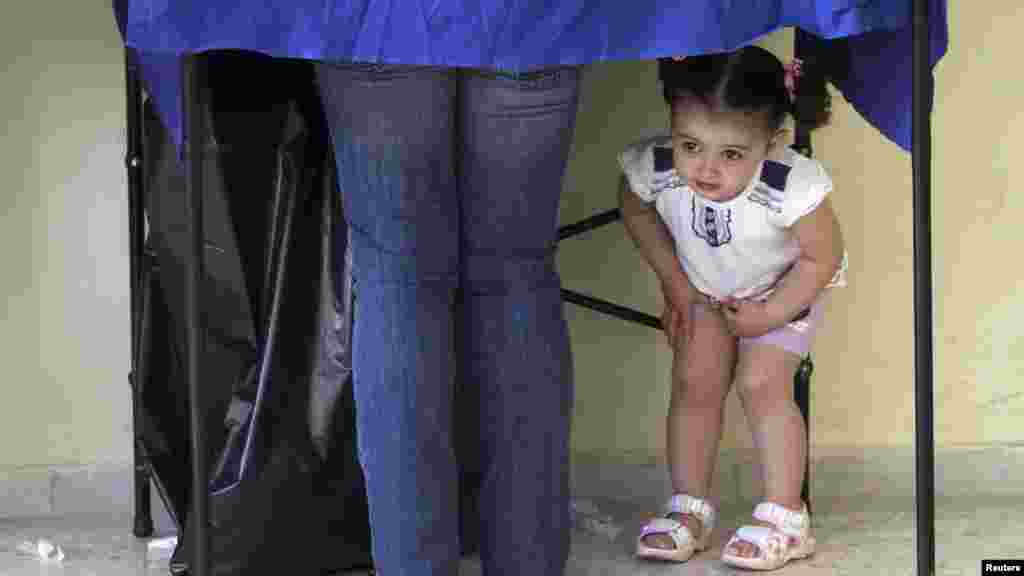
115, 0, 948, 154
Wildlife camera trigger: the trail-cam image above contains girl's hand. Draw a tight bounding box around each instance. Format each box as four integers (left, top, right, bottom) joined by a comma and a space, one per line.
659, 274, 694, 349
720, 298, 782, 338
661, 300, 687, 350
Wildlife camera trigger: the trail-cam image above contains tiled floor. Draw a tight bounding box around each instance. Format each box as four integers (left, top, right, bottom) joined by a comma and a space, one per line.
1, 492, 1021, 575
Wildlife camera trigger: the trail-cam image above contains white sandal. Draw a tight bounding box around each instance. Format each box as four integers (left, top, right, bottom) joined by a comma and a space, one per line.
721, 501, 816, 571
636, 494, 716, 563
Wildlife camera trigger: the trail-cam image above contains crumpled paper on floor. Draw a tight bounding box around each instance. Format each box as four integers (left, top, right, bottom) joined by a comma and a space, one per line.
16, 538, 65, 563
571, 499, 623, 541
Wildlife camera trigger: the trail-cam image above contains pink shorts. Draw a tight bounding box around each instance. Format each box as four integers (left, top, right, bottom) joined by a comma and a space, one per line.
740, 299, 824, 357
700, 293, 825, 358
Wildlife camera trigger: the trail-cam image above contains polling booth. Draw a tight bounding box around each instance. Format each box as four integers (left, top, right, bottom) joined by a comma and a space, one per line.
113, 2, 947, 574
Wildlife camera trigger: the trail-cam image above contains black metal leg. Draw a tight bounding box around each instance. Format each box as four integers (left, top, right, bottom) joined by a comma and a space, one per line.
183, 53, 211, 576
131, 428, 154, 537
794, 357, 813, 515
134, 254, 159, 533
560, 288, 662, 329
125, 46, 154, 539
912, 1, 935, 574
557, 208, 622, 241
558, 209, 663, 328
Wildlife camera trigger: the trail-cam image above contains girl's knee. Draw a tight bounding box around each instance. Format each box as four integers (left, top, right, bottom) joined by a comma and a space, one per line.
670, 309, 735, 404
736, 371, 780, 407
671, 364, 729, 408
735, 350, 800, 408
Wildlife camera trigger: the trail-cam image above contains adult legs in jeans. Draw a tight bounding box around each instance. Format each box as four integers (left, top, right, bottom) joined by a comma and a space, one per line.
458, 68, 579, 576
316, 64, 580, 576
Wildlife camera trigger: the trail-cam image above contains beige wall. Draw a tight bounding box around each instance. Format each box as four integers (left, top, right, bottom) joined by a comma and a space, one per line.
0, 2, 1019, 472
931, 2, 1024, 446
1, 1, 131, 468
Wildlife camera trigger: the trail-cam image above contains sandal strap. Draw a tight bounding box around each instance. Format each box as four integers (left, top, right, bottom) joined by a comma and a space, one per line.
752, 502, 809, 537
666, 494, 716, 531
730, 525, 789, 558
639, 517, 694, 549
733, 525, 785, 549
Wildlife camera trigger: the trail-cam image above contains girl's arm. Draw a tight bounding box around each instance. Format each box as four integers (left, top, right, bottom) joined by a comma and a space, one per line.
619, 175, 687, 285
620, 176, 698, 345
761, 197, 845, 324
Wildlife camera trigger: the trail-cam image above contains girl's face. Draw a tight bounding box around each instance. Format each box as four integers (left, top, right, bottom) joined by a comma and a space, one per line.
670, 96, 782, 202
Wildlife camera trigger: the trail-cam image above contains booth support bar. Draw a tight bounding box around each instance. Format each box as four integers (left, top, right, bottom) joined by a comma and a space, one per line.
912, 0, 936, 574
182, 53, 211, 576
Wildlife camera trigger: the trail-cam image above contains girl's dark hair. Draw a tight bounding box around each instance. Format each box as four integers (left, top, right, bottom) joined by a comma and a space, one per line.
657, 45, 832, 133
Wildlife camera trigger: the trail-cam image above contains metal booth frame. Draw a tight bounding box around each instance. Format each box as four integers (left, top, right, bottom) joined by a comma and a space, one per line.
123, 1, 937, 573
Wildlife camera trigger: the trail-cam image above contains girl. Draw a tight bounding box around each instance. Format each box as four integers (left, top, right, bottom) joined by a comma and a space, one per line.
618, 46, 847, 571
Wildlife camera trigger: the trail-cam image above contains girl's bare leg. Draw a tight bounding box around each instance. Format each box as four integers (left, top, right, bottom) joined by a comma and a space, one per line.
643, 302, 736, 550
727, 342, 805, 558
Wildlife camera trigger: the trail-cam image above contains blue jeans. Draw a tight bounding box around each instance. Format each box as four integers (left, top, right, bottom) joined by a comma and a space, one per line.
316, 63, 581, 576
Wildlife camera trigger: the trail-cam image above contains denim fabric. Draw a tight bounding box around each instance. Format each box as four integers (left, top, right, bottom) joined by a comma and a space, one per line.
316, 63, 581, 576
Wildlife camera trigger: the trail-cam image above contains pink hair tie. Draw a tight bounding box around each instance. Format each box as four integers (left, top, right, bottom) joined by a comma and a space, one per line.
784, 59, 803, 102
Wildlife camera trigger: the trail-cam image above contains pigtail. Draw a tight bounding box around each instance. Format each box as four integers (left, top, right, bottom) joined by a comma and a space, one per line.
790, 59, 829, 130
791, 40, 849, 131
657, 57, 679, 106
